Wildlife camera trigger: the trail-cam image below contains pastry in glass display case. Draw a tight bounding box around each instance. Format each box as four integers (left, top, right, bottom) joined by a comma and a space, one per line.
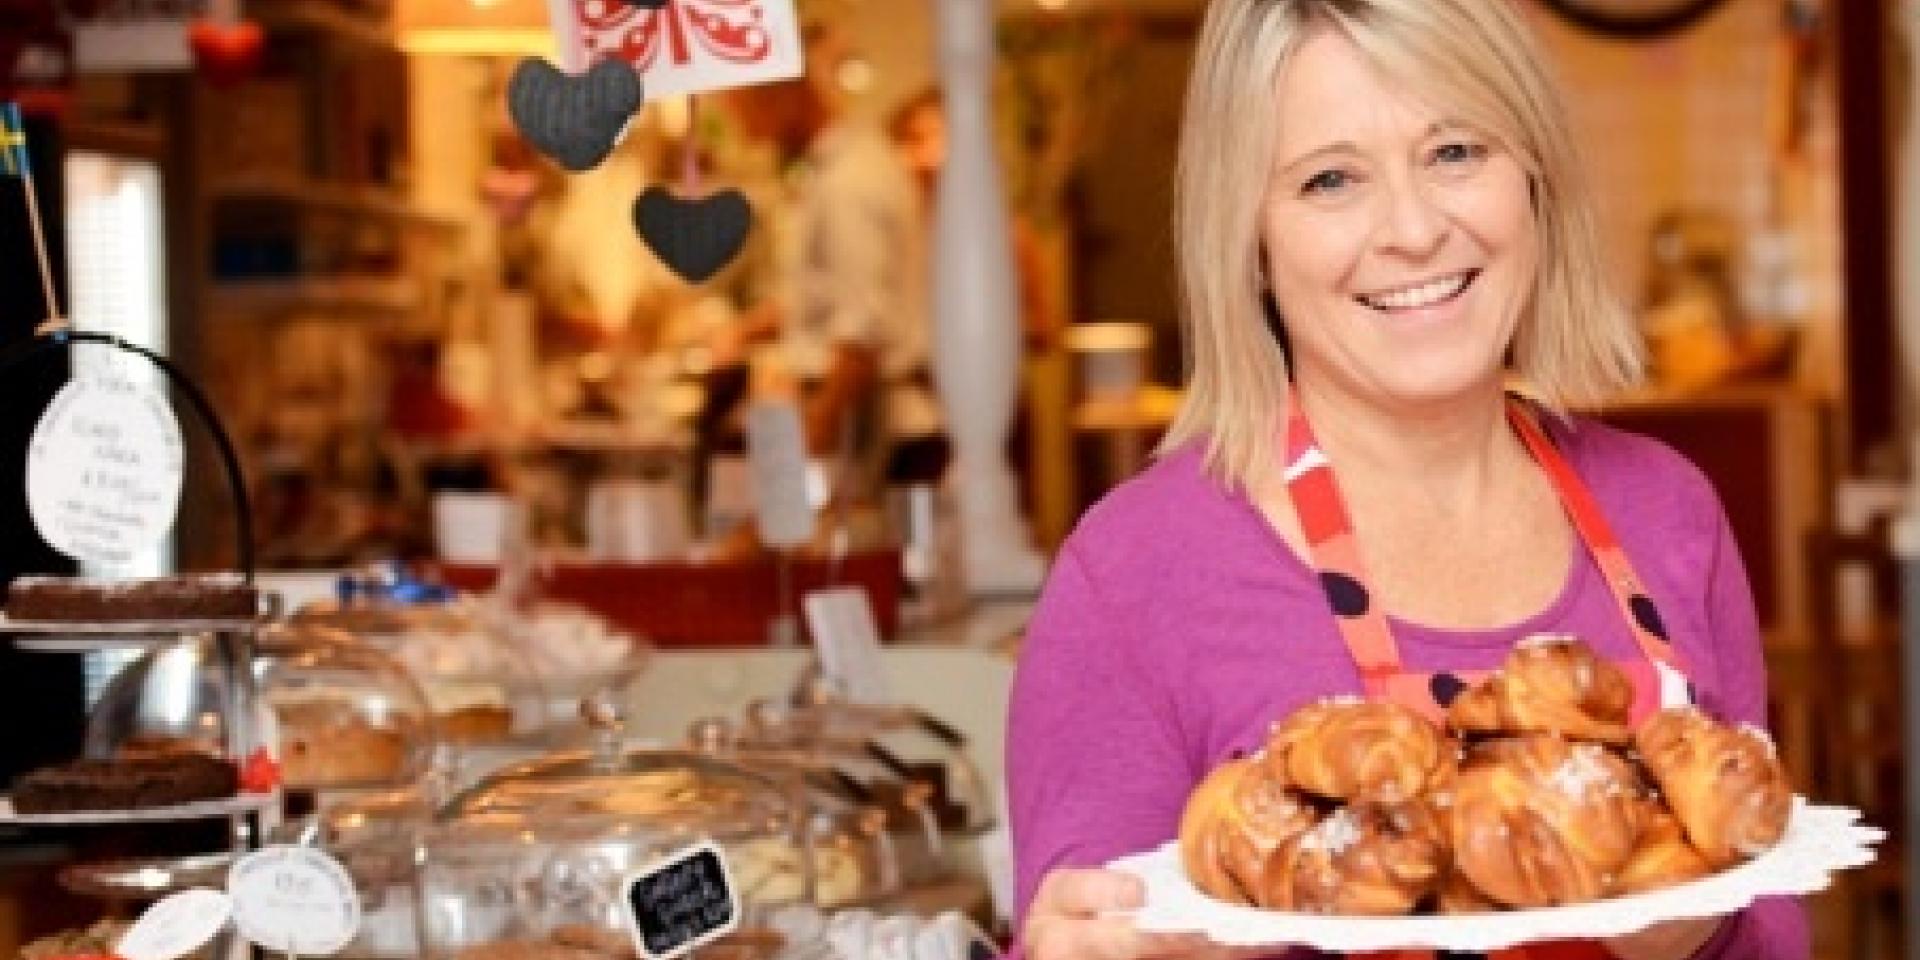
295, 595, 543, 744
254, 623, 436, 791
413, 736, 858, 960
10, 753, 239, 814
294, 569, 650, 743
8, 636, 252, 815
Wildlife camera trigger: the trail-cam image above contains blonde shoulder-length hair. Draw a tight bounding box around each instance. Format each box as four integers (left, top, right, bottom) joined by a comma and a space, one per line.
1159, 0, 1643, 491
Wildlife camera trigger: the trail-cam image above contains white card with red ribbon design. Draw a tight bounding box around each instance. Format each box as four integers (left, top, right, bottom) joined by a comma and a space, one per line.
546, 0, 803, 98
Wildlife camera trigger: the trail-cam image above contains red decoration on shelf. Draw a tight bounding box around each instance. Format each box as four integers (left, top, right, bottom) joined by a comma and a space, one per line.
238, 747, 281, 794
188, 18, 264, 87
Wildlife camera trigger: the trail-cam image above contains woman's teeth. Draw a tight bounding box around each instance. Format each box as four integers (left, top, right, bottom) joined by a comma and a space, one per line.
1358, 272, 1473, 311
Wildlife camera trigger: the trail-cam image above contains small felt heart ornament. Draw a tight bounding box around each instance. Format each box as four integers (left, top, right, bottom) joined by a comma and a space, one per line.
633, 185, 754, 285
507, 58, 644, 172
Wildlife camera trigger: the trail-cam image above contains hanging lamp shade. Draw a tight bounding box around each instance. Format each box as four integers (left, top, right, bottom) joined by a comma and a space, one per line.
394, 0, 557, 56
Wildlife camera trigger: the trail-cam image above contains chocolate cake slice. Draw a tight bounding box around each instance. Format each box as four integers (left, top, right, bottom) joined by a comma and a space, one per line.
7, 574, 258, 622
10, 754, 239, 814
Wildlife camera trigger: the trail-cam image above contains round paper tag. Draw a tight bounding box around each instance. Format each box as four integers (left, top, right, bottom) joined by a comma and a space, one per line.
26, 376, 183, 567
227, 846, 361, 956
117, 889, 233, 960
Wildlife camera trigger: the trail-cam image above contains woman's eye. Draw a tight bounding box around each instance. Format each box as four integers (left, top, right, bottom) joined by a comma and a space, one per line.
1433, 141, 1489, 166
1302, 169, 1352, 196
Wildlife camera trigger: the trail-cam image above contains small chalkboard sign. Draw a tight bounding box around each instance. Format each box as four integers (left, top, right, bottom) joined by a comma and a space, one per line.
620, 841, 741, 960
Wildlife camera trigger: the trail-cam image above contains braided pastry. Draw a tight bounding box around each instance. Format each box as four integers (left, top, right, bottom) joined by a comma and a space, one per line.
1634, 707, 1791, 867
1615, 810, 1713, 895
1264, 697, 1451, 804
1257, 801, 1447, 915
1447, 635, 1635, 745
1436, 869, 1501, 914
1446, 734, 1649, 907
1178, 757, 1320, 905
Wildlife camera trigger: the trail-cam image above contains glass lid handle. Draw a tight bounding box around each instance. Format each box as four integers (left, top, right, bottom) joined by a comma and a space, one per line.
580, 692, 627, 772
687, 716, 735, 756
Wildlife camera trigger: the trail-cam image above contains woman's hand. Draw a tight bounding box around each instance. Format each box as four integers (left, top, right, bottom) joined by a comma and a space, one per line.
1023, 868, 1245, 960
1603, 915, 1723, 960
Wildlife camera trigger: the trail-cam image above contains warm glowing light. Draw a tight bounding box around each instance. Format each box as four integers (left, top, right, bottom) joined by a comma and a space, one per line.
656, 95, 692, 140
836, 57, 873, 94
397, 28, 555, 56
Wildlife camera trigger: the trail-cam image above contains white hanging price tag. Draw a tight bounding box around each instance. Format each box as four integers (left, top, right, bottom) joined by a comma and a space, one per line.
803, 586, 891, 705
26, 375, 183, 567
746, 403, 815, 549
227, 846, 361, 957
117, 889, 233, 960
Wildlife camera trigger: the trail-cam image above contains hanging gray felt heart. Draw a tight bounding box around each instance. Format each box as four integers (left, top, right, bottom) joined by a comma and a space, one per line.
634, 186, 753, 285
507, 58, 643, 173
624, 0, 667, 6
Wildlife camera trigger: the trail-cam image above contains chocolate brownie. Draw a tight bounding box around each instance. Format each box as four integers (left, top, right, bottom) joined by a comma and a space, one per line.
10, 754, 240, 813
7, 574, 258, 622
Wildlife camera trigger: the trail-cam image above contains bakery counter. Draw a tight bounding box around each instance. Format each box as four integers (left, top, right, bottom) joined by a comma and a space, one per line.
433, 549, 905, 648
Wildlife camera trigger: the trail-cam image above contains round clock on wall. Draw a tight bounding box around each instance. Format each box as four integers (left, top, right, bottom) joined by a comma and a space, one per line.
1535, 0, 1732, 39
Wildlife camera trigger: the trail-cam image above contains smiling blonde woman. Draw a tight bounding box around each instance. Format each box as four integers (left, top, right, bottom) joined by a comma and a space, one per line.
1008, 2, 1807, 960
1165, 0, 1643, 493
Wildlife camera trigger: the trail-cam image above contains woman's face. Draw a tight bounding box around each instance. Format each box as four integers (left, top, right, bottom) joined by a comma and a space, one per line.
1260, 27, 1536, 410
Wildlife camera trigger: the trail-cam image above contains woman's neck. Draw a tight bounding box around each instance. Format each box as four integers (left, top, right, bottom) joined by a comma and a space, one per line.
1292, 376, 1525, 516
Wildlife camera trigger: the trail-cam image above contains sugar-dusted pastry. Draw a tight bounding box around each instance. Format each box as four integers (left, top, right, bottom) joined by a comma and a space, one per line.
1257, 801, 1447, 915
1178, 757, 1320, 905
1447, 734, 1648, 907
1635, 707, 1792, 867
1263, 697, 1451, 804
1447, 635, 1635, 745
1435, 868, 1501, 914
1615, 809, 1714, 895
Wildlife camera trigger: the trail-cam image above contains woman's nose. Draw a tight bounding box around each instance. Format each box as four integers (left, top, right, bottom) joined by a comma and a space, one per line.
1374, 175, 1447, 259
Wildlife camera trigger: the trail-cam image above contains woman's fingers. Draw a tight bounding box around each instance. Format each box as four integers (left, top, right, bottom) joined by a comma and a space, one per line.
1026, 869, 1220, 960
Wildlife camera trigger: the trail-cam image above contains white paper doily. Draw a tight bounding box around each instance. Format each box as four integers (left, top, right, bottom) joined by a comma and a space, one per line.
1110, 798, 1881, 953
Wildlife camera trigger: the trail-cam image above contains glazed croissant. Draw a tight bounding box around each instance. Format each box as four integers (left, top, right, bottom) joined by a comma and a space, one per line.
1265, 697, 1452, 804
1615, 810, 1714, 895
1446, 734, 1649, 907
1258, 801, 1447, 915
1435, 868, 1501, 914
1178, 757, 1320, 905
1447, 635, 1636, 745
1634, 707, 1792, 868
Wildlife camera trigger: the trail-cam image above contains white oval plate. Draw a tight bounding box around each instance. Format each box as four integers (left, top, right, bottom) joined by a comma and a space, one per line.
1110, 798, 1881, 954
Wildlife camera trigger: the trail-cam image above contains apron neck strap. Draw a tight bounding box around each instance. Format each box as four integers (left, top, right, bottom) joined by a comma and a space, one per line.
1278, 387, 1685, 688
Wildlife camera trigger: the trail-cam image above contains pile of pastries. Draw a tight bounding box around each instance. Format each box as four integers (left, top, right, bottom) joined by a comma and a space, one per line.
1179, 636, 1793, 914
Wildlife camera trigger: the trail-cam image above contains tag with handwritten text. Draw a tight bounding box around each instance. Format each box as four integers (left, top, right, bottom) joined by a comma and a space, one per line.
621, 841, 740, 960
26, 376, 183, 569
227, 846, 360, 956
117, 889, 233, 960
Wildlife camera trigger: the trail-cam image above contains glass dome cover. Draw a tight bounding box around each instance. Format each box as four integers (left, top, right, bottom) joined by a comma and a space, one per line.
412, 706, 862, 960
294, 572, 653, 746
253, 622, 437, 791
84, 633, 259, 762
295, 586, 542, 746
